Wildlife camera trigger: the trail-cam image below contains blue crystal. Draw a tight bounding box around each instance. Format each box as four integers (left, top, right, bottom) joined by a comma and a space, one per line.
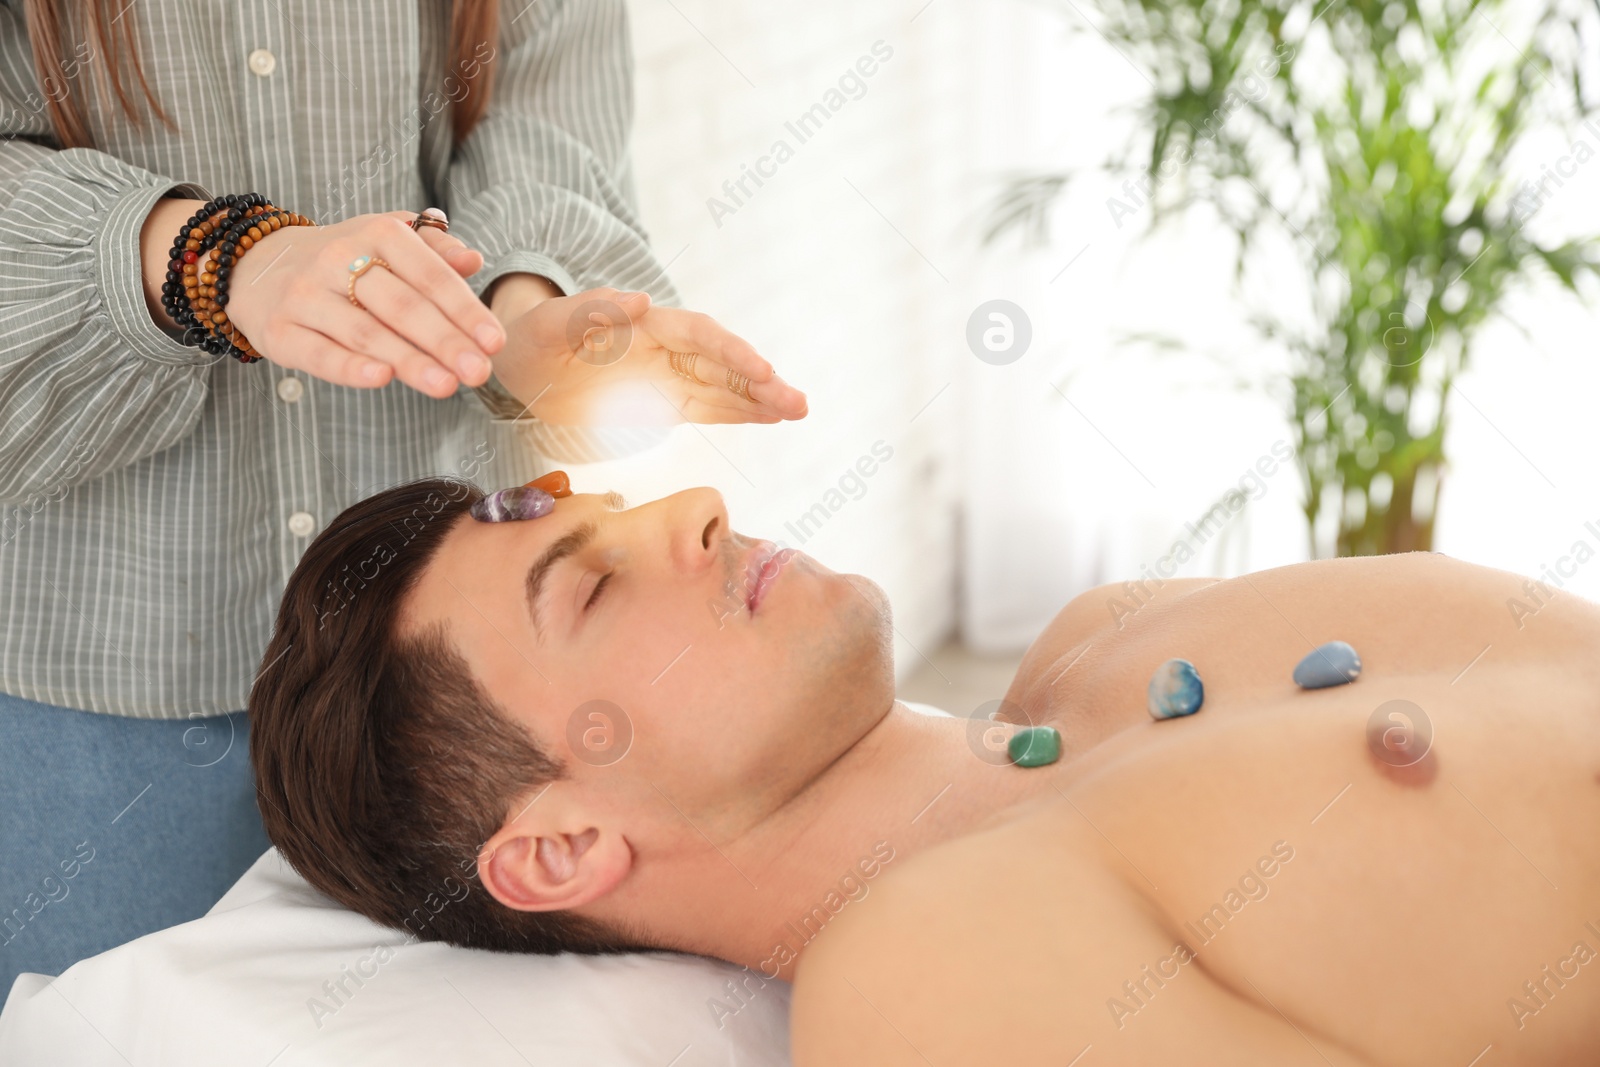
469, 486, 555, 523
1293, 641, 1362, 689
1147, 658, 1204, 720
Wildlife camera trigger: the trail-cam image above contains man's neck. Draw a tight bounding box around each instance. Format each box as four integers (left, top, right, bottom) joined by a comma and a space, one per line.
654, 701, 1060, 981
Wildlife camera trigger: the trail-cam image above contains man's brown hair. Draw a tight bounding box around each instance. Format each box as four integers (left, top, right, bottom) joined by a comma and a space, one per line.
248, 475, 651, 955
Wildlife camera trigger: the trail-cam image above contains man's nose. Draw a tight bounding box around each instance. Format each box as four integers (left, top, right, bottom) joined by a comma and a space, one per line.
666, 487, 729, 577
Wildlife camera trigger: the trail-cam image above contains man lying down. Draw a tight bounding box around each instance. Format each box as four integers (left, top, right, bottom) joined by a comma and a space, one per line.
248, 473, 1600, 1066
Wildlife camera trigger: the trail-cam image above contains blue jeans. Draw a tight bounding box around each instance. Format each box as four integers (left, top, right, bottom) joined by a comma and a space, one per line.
0, 691, 269, 999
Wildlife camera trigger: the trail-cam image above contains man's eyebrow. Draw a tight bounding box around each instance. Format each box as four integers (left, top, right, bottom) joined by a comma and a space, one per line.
524, 520, 597, 643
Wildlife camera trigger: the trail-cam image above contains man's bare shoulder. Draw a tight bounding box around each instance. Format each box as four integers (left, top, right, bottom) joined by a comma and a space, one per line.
1003, 577, 1220, 713
1026, 551, 1485, 661
789, 810, 1077, 1067
789, 800, 1345, 1066
1003, 549, 1589, 717
788, 830, 949, 1065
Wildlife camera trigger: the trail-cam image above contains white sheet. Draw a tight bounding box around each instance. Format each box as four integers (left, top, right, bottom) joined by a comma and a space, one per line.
0, 848, 790, 1066
0, 701, 952, 1065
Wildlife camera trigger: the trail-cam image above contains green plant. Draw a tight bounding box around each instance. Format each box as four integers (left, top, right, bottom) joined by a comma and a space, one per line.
991, 0, 1600, 556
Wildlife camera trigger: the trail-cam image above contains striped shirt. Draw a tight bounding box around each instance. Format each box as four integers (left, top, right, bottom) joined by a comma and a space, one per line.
0, 0, 679, 718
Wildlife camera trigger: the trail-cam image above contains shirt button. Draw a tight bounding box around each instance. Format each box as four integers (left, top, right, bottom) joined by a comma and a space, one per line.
287, 511, 316, 538
247, 48, 277, 76
276, 376, 304, 403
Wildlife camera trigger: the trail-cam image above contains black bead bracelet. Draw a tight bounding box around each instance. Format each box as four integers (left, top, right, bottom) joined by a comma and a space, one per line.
160, 192, 316, 363
161, 193, 267, 360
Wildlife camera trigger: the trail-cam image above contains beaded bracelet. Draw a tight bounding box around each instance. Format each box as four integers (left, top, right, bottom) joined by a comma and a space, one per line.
162, 193, 269, 360
192, 206, 315, 363
160, 193, 316, 364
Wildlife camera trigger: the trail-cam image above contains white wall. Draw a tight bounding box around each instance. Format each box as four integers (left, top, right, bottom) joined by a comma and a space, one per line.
576, 1, 996, 681
586, 0, 1600, 671
951, 0, 1600, 650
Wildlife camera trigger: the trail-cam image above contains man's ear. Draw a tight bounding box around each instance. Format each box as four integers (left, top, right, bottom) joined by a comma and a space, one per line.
478, 820, 631, 913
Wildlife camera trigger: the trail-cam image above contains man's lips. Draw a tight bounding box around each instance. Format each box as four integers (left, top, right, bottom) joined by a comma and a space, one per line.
744, 541, 796, 614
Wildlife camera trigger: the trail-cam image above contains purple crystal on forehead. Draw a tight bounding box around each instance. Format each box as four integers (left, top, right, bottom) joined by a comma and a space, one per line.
469, 486, 555, 523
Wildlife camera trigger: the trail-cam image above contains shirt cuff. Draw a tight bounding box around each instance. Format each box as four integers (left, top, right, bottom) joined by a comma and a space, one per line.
470, 371, 539, 422
468, 248, 579, 305
466, 249, 579, 422
95, 180, 216, 368
460, 249, 668, 470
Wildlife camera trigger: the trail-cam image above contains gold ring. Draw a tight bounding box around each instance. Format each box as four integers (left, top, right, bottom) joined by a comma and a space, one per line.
725, 368, 754, 403
347, 255, 389, 310
410, 207, 449, 233
668, 350, 707, 385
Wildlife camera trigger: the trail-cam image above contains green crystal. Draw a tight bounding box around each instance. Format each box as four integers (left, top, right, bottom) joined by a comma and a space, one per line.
1007, 725, 1061, 767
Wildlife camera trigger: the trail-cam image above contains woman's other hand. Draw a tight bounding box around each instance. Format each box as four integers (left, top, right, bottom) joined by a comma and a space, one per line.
487, 287, 809, 426
219, 210, 505, 398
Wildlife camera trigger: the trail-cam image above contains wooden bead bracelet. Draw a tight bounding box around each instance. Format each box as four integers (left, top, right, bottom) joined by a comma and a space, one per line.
160, 192, 317, 364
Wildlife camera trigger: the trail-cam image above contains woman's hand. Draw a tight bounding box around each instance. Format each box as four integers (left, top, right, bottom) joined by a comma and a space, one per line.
488, 287, 809, 426
220, 210, 505, 398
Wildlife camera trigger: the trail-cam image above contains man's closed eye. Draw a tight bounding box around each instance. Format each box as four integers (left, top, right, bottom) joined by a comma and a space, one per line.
584, 571, 614, 612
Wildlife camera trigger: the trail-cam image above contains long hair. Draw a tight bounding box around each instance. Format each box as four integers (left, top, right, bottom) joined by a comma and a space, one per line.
20, 0, 498, 152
